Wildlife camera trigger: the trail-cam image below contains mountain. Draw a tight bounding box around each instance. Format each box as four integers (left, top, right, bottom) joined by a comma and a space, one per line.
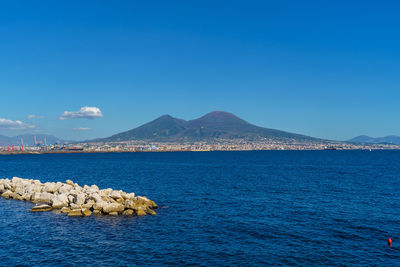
348, 135, 400, 145
0, 134, 71, 146
98, 111, 321, 142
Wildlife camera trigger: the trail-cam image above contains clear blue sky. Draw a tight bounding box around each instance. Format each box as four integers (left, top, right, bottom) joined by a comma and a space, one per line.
1, 0, 399, 141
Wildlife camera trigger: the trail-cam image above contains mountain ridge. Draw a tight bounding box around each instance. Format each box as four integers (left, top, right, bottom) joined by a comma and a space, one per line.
97, 111, 321, 142
348, 135, 400, 145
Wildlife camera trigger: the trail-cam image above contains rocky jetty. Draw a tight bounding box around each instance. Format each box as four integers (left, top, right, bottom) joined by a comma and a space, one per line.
0, 177, 157, 217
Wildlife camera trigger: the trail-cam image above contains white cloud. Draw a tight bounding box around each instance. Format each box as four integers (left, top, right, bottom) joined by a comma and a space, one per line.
72, 127, 91, 131
27, 114, 44, 119
59, 106, 103, 120
0, 118, 35, 130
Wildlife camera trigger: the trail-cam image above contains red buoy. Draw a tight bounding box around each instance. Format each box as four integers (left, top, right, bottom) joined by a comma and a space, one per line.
388, 238, 392, 247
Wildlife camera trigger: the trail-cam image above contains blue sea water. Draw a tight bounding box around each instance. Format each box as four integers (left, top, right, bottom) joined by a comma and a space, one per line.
0, 151, 399, 266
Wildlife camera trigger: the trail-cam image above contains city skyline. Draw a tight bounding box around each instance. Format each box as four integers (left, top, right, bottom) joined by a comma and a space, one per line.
1, 1, 400, 141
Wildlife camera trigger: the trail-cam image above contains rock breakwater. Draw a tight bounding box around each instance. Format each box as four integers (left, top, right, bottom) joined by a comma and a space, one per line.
0, 177, 157, 217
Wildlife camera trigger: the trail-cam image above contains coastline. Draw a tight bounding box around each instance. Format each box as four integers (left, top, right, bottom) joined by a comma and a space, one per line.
1, 147, 400, 155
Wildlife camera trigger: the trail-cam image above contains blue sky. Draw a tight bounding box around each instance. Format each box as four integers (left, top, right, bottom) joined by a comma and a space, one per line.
1, 0, 399, 141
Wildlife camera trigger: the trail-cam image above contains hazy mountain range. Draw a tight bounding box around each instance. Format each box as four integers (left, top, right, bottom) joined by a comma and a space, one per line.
0, 134, 70, 146
348, 135, 400, 145
96, 111, 321, 142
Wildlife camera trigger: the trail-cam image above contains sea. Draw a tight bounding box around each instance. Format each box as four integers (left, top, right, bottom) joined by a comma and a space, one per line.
0, 151, 399, 266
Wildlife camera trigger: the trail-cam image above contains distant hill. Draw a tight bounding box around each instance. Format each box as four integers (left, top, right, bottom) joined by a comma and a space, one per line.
97, 111, 321, 142
0, 134, 71, 146
348, 135, 400, 145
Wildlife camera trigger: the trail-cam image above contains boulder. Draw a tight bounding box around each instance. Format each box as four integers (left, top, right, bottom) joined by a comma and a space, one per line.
69, 203, 82, 210
1, 190, 12, 199
3, 180, 12, 190
88, 193, 102, 203
100, 188, 113, 196
14, 185, 25, 195
110, 190, 123, 200
82, 208, 92, 217
82, 203, 93, 209
32, 184, 43, 193
59, 184, 73, 194
60, 207, 71, 213
30, 204, 52, 212
21, 193, 32, 201
109, 211, 118, 216
74, 185, 83, 192
43, 182, 61, 193
90, 185, 99, 191
86, 199, 95, 205
67, 195, 75, 203
93, 201, 107, 211
136, 209, 147, 216
75, 193, 86, 206
147, 209, 157, 215
2, 190, 19, 199
68, 190, 79, 197
123, 209, 134, 216
102, 203, 125, 214
65, 179, 74, 186
126, 196, 158, 210
51, 194, 69, 209
12, 177, 24, 184
24, 183, 34, 194
31, 192, 54, 204
68, 209, 83, 217
125, 192, 135, 199
93, 209, 102, 215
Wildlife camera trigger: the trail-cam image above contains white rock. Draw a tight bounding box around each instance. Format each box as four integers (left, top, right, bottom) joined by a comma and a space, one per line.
75, 193, 86, 205
69, 203, 82, 210
3, 180, 12, 190
93, 201, 107, 211
102, 203, 125, 214
31, 192, 54, 203
21, 193, 32, 201
67, 195, 75, 203
14, 185, 25, 195
1, 190, 16, 199
12, 177, 24, 184
110, 190, 123, 200
44, 182, 61, 193
32, 184, 42, 193
90, 185, 99, 191
82, 203, 93, 209
59, 184, 73, 194
51, 194, 69, 209
101, 188, 113, 196
88, 193, 102, 203
125, 192, 135, 199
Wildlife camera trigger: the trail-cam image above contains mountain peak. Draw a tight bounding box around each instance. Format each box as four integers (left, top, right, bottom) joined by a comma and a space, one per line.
199, 111, 239, 120
155, 114, 175, 121
190, 111, 249, 128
